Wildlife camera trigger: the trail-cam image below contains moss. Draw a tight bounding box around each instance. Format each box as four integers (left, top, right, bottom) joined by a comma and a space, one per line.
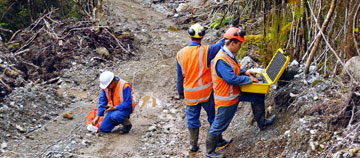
6, 43, 19, 50
66, 7, 83, 19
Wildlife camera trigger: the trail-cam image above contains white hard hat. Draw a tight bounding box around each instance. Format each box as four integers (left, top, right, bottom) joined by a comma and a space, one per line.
99, 71, 114, 89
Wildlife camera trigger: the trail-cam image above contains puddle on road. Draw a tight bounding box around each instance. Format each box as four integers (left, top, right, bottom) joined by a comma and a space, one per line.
167, 26, 181, 31
139, 96, 161, 108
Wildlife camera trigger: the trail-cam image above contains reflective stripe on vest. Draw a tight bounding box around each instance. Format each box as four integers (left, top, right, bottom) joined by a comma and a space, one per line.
212, 51, 241, 107
105, 79, 136, 112
119, 79, 125, 103
178, 45, 213, 105
179, 48, 185, 77
213, 54, 239, 101
180, 46, 211, 92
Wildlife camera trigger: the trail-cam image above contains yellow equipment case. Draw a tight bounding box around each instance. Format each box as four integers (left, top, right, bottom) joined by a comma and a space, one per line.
240, 48, 290, 94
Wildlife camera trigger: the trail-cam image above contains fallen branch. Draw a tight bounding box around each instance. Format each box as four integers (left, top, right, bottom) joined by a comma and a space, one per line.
14, 48, 30, 56
23, 61, 40, 69
353, 2, 360, 55
62, 26, 110, 39
30, 9, 56, 32
304, 0, 337, 74
0, 77, 11, 90
0, 27, 13, 33
307, 1, 356, 82
103, 28, 132, 54
8, 29, 21, 42
14, 26, 43, 54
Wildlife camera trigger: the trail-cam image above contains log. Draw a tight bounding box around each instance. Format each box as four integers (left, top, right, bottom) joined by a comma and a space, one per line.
304, 0, 337, 74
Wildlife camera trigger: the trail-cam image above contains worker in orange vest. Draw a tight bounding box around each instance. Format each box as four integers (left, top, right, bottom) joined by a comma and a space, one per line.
176, 23, 230, 153
205, 27, 276, 158
92, 71, 136, 133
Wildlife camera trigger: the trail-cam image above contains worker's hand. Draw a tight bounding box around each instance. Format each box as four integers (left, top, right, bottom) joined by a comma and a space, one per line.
105, 106, 117, 112
92, 116, 99, 126
245, 71, 256, 77
250, 76, 259, 83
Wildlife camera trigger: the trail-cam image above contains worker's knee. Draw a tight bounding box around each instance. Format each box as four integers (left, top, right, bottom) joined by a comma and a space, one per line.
110, 112, 126, 124
99, 122, 113, 133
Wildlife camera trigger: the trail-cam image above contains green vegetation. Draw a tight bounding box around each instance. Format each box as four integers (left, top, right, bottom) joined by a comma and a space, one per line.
0, 0, 84, 41
210, 14, 233, 29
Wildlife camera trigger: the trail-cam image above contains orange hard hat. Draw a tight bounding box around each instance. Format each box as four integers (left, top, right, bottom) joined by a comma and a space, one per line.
223, 27, 246, 42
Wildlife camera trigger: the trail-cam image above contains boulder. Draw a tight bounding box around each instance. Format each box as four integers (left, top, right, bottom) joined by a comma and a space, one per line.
176, 3, 189, 13
240, 56, 258, 69
343, 56, 360, 82
96, 47, 109, 58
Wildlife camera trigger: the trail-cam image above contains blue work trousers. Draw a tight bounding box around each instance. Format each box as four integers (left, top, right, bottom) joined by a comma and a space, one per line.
208, 92, 264, 135
186, 93, 215, 128
99, 109, 131, 133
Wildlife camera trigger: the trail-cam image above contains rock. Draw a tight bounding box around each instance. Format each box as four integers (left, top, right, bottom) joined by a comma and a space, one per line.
147, 125, 157, 132
15, 124, 26, 133
310, 129, 317, 135
1, 141, 7, 150
309, 141, 316, 151
290, 60, 299, 67
42, 114, 51, 120
342, 56, 360, 82
169, 108, 177, 114
240, 56, 258, 69
81, 139, 90, 146
284, 130, 291, 137
96, 47, 109, 58
176, 3, 188, 13
63, 112, 73, 119
310, 66, 317, 72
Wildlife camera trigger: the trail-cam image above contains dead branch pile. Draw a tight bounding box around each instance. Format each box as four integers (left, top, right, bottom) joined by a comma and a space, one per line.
0, 11, 135, 99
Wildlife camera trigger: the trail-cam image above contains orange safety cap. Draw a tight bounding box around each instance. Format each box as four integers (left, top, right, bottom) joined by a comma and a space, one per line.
223, 27, 246, 42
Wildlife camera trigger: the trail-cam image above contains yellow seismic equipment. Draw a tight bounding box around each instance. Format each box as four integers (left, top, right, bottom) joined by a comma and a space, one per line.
240, 48, 290, 94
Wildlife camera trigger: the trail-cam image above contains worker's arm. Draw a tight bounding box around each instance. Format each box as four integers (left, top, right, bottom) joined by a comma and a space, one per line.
215, 60, 253, 85
115, 86, 133, 111
97, 89, 108, 116
207, 38, 225, 67
176, 58, 184, 96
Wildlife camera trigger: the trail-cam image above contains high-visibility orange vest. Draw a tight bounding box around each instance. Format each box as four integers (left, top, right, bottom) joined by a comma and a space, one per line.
105, 79, 136, 112
177, 45, 213, 105
211, 50, 241, 110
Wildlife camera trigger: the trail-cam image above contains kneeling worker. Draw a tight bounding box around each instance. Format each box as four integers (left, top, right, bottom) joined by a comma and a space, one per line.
92, 71, 135, 133
206, 27, 276, 157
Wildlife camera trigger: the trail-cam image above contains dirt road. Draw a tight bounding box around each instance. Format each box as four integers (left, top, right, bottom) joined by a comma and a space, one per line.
2, 0, 199, 157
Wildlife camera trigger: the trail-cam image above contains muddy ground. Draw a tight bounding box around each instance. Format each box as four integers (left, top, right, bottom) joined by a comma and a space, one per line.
1, 0, 360, 158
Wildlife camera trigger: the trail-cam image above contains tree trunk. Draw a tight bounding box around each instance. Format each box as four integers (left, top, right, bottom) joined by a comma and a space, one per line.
262, 0, 267, 55
344, 0, 357, 59
304, 0, 337, 74
27, 0, 33, 22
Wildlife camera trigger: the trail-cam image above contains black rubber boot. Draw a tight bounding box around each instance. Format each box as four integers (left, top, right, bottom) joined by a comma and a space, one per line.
206, 133, 225, 158
251, 103, 276, 130
120, 118, 132, 134
188, 128, 199, 152
216, 134, 232, 150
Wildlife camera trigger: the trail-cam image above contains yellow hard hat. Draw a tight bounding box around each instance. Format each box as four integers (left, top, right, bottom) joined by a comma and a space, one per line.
188, 23, 205, 38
